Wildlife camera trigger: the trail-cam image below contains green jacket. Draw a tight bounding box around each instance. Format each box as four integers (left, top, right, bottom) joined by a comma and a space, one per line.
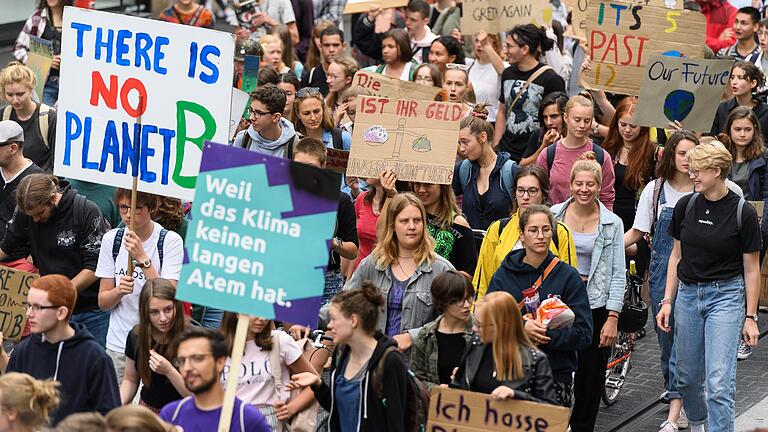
410, 314, 475, 389
432, 6, 461, 37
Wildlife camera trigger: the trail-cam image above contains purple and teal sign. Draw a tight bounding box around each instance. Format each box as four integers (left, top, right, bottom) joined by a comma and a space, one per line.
177, 142, 340, 326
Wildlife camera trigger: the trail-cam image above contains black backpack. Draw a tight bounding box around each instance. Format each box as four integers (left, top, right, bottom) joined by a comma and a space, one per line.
371, 346, 430, 432
545, 141, 605, 174
111, 227, 169, 268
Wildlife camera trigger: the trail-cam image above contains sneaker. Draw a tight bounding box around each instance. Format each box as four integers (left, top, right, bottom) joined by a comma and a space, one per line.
677, 408, 689, 429
737, 340, 753, 360
659, 421, 679, 432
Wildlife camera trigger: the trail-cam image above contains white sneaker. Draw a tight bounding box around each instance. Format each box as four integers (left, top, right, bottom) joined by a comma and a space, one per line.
677, 408, 689, 429
660, 420, 679, 432
737, 340, 753, 360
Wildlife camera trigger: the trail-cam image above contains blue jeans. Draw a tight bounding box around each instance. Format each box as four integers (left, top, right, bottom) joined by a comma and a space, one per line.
199, 307, 224, 329
42, 75, 59, 107
71, 309, 110, 349
675, 277, 744, 431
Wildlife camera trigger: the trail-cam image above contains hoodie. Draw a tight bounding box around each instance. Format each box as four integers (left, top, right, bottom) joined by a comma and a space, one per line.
233, 118, 297, 158
6, 322, 120, 425
486, 249, 592, 383
312, 333, 408, 432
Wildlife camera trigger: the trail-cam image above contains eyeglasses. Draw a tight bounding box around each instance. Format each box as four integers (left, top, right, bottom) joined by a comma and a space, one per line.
516, 187, 540, 197
118, 204, 146, 214
446, 63, 469, 71
414, 76, 434, 84
22, 302, 62, 313
296, 87, 321, 97
688, 168, 708, 178
246, 107, 274, 118
173, 353, 213, 368
525, 227, 553, 237
451, 298, 472, 307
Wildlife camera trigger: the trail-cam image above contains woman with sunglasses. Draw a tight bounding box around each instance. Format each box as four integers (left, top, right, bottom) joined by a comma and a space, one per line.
443, 63, 474, 118
289, 88, 351, 151
120, 279, 189, 413
97, 189, 184, 382
474, 165, 576, 302
657, 141, 760, 432
467, 31, 508, 125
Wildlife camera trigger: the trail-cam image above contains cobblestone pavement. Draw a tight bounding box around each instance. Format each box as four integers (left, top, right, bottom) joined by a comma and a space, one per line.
595, 311, 768, 432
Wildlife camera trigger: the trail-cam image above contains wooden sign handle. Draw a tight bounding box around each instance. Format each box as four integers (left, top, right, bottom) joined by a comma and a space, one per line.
218, 314, 249, 432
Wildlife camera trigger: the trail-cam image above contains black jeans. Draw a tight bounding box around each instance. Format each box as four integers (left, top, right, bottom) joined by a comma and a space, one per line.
571, 307, 611, 432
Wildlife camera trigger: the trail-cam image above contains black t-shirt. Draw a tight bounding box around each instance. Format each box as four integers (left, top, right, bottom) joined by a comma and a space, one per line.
435, 331, 466, 384
328, 193, 358, 271
300, 66, 329, 96
522, 130, 545, 160
498, 63, 565, 162
0, 163, 45, 260
125, 329, 182, 410
472, 344, 502, 394
427, 214, 477, 275
669, 190, 760, 284
9, 104, 57, 172
613, 163, 637, 232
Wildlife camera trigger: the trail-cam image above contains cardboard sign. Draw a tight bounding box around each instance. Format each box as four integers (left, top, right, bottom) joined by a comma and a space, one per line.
177, 142, 339, 326
327, 148, 349, 174
27, 37, 54, 102
427, 387, 570, 432
565, 0, 682, 39
0, 266, 38, 341
347, 97, 461, 184
460, 0, 553, 35
353, 70, 446, 102
343, 0, 409, 14
749, 200, 764, 227
581, 1, 706, 95
633, 56, 732, 132
229, 88, 250, 141
55, 7, 234, 201
760, 249, 768, 307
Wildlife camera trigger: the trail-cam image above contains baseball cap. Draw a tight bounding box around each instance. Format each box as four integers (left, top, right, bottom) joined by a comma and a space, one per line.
235, 38, 263, 61
0, 120, 23, 146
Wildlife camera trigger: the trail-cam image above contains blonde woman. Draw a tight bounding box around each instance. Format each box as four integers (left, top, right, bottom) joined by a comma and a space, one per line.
657, 141, 760, 432
0, 372, 59, 432
289, 88, 351, 150
260, 34, 290, 74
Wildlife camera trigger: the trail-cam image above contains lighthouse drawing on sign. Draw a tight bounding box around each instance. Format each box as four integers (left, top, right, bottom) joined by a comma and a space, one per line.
362, 118, 432, 162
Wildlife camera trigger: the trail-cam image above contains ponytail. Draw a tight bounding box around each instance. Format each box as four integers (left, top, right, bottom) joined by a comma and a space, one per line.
331, 281, 385, 334
0, 373, 60, 428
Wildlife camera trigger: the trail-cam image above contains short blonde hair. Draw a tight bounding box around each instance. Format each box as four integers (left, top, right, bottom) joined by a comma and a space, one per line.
0, 62, 35, 98
565, 94, 594, 116
687, 140, 732, 180
570, 151, 603, 186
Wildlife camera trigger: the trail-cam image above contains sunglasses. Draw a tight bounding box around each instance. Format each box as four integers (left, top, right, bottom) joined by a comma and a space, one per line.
297, 87, 321, 97
446, 63, 469, 71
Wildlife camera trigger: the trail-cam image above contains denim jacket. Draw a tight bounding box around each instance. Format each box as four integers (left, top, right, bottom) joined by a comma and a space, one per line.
331, 253, 455, 335
551, 198, 626, 312
409, 314, 475, 389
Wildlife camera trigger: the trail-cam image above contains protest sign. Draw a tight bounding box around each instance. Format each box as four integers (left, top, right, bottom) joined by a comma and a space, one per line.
461, 0, 553, 35
27, 37, 54, 102
565, 0, 683, 39
229, 87, 249, 141
177, 142, 339, 326
427, 387, 570, 432
632, 56, 732, 132
581, 1, 705, 95
353, 70, 447, 101
347, 97, 461, 184
343, 0, 409, 14
760, 250, 768, 307
0, 266, 38, 341
327, 148, 349, 174
55, 7, 234, 201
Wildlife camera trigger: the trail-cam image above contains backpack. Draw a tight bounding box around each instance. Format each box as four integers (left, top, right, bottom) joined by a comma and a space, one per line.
371, 346, 430, 432
457, 159, 518, 202
2, 104, 51, 148
684, 192, 746, 231
240, 131, 301, 159
170, 396, 247, 432
329, 127, 344, 150
111, 227, 169, 268
545, 141, 605, 175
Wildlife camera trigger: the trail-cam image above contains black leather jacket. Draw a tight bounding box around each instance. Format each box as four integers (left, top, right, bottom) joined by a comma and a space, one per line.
450, 335, 557, 405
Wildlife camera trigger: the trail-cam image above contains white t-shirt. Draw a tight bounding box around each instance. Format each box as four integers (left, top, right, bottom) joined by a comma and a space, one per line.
363, 62, 415, 81
467, 58, 509, 123
633, 178, 745, 233
96, 222, 184, 352
221, 331, 303, 406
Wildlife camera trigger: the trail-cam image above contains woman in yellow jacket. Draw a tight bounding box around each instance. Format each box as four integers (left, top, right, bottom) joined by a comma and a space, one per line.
474, 165, 577, 301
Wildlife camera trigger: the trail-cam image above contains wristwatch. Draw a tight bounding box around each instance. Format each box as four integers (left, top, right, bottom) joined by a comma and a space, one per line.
746, 314, 759, 323
133, 258, 152, 269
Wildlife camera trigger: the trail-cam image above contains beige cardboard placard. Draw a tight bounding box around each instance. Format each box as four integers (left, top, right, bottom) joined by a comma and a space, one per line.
347, 96, 460, 184
632, 56, 733, 132
327, 148, 350, 173
353, 70, 447, 101
565, 0, 683, 39
0, 266, 38, 341
27, 37, 54, 102
343, 0, 409, 14
749, 201, 764, 227
460, 0, 553, 35
427, 387, 570, 432
581, 0, 706, 95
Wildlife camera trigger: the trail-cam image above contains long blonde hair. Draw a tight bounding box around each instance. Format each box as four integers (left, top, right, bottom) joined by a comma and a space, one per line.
0, 373, 59, 429
260, 34, 287, 72
475, 292, 534, 381
373, 193, 436, 268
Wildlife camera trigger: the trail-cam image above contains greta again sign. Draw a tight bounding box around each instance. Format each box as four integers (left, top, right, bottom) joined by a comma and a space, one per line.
55, 7, 234, 200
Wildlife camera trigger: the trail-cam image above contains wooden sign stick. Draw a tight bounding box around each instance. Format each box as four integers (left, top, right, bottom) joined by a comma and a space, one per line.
218, 313, 249, 432
126, 95, 144, 275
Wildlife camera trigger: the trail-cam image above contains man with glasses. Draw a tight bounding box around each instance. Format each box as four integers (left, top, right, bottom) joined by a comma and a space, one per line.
233, 84, 302, 159
0, 121, 44, 272
5, 274, 120, 425
160, 328, 270, 432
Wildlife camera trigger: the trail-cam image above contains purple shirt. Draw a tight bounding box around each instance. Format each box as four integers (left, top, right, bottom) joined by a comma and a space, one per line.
386, 276, 408, 337
160, 397, 270, 432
